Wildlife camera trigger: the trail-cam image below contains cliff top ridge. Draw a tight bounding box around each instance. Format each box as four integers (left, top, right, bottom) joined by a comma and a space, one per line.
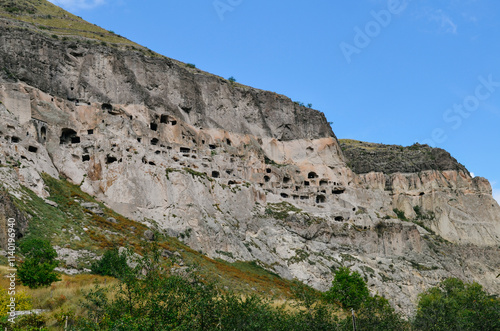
340, 139, 469, 175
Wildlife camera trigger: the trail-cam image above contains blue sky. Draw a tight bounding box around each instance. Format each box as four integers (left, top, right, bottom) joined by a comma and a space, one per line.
49, 0, 500, 203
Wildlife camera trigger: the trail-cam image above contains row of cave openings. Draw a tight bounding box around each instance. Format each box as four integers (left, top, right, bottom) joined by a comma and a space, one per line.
55, 115, 343, 205
265, 168, 345, 191
263, 168, 347, 205
3, 121, 45, 154
277, 192, 327, 204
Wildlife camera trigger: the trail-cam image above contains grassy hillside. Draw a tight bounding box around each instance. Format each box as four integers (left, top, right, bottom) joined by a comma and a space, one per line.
0, 171, 329, 328
0, 0, 142, 47
9, 173, 299, 298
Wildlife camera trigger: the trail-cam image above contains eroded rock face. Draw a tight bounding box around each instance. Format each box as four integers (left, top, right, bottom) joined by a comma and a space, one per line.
0, 21, 333, 142
0, 189, 28, 250
0, 11, 499, 314
340, 139, 469, 174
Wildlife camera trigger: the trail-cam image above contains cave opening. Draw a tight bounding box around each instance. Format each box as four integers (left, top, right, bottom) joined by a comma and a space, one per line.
59, 128, 78, 144
316, 195, 326, 203
308, 172, 318, 179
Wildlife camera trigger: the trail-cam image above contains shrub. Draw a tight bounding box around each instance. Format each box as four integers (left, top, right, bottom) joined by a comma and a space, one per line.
0, 289, 32, 316
393, 208, 409, 222
228, 76, 236, 83
0, 314, 47, 330
90, 248, 130, 278
353, 295, 408, 330
18, 238, 60, 289
324, 267, 370, 310
413, 278, 500, 330
186, 63, 196, 68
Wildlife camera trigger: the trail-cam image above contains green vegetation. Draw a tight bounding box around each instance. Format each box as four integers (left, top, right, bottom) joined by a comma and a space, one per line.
393, 208, 409, 222
323, 267, 408, 330
265, 201, 302, 220
18, 238, 60, 289
0, 171, 496, 329
264, 156, 285, 167
165, 167, 180, 180
324, 267, 370, 310
90, 248, 130, 278
0, 314, 47, 330
228, 76, 236, 83
186, 63, 196, 68
75, 250, 409, 330
413, 278, 500, 330
183, 167, 213, 182
0, 287, 32, 315
393, 208, 437, 235
7, 173, 304, 299
0, 0, 141, 47
413, 205, 435, 221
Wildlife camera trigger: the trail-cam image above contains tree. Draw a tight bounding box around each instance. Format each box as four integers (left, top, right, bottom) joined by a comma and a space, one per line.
91, 247, 130, 279
228, 76, 236, 83
354, 295, 408, 330
413, 278, 500, 331
324, 267, 370, 310
18, 238, 60, 289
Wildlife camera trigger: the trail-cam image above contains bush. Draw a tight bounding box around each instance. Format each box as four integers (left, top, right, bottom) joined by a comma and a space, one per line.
186, 63, 196, 68
91, 248, 130, 278
324, 267, 370, 310
353, 296, 408, 330
0, 314, 47, 330
393, 208, 409, 222
78, 245, 409, 330
413, 278, 500, 330
18, 238, 60, 289
0, 289, 32, 316
77, 244, 341, 330
228, 76, 236, 83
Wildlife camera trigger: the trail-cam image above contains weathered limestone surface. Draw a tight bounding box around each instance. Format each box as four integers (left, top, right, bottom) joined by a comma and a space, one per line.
0, 14, 499, 314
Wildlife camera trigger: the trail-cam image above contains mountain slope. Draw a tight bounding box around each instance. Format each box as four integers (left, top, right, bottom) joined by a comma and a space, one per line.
0, 0, 499, 314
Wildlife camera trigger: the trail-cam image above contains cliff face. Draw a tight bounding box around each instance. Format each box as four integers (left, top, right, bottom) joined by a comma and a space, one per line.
0, 20, 333, 142
0, 189, 28, 250
340, 139, 469, 174
0, 0, 499, 314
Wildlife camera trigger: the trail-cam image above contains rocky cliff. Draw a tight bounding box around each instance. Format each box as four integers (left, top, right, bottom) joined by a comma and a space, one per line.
340, 139, 469, 174
0, 0, 499, 314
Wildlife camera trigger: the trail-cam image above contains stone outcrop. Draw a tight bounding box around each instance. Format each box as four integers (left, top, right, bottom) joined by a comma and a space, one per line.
0, 0, 499, 314
340, 139, 468, 174
0, 189, 28, 250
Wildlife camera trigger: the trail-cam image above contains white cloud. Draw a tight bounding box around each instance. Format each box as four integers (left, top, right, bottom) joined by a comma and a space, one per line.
470, 172, 475, 178
48, 0, 106, 10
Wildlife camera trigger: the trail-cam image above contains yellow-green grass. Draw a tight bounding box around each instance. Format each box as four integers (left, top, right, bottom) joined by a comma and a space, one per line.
6, 171, 308, 302
0, 265, 116, 329
0, 0, 141, 47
